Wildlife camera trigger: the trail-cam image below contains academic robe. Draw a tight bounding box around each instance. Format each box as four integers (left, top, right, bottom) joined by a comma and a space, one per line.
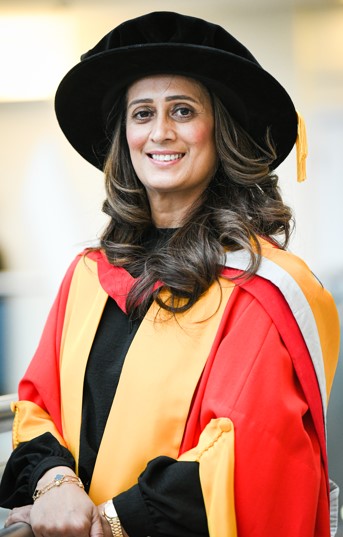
8, 238, 340, 537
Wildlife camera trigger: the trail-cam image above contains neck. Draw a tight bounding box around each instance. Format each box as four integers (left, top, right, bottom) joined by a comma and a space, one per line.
147, 191, 201, 228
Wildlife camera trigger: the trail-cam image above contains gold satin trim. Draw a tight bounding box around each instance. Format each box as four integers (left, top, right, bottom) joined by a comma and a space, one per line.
59, 255, 235, 504
11, 400, 67, 449
89, 278, 235, 504
59, 257, 108, 472
179, 418, 237, 537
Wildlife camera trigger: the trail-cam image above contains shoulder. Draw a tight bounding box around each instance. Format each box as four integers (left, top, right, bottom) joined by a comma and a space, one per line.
62, 248, 114, 294
223, 238, 337, 324
223, 238, 340, 403
257, 238, 325, 297
53, 249, 109, 308
66, 248, 112, 282
225, 238, 322, 295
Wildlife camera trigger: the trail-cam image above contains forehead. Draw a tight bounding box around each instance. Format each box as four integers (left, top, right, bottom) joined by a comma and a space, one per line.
126, 74, 211, 104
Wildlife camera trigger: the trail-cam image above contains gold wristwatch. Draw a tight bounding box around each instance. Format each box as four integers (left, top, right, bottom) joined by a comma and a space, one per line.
102, 499, 123, 537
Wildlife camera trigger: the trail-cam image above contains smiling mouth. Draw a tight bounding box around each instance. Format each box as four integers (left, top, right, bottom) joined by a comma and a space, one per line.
148, 153, 184, 162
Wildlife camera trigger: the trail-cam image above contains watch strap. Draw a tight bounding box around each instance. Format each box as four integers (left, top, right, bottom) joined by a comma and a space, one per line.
102, 500, 123, 537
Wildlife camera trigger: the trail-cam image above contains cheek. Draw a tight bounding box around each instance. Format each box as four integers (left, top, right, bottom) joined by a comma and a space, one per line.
194, 130, 217, 171
126, 125, 146, 153
187, 122, 215, 150
192, 125, 217, 175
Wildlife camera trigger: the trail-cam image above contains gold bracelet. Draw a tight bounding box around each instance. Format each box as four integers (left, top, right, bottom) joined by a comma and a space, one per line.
32, 473, 84, 501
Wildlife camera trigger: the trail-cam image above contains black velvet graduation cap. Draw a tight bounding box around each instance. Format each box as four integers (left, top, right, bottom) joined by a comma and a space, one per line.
55, 11, 298, 172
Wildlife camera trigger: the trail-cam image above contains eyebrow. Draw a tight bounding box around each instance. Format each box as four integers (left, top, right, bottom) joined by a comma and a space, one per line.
127, 94, 199, 108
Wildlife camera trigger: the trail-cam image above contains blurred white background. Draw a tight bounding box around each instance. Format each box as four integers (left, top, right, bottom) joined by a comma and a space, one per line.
0, 0, 342, 528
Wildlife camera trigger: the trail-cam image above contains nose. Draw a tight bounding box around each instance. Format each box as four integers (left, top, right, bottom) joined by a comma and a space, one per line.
150, 114, 176, 143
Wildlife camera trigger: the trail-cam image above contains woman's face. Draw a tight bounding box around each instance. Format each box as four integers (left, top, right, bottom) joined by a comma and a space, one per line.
125, 75, 217, 213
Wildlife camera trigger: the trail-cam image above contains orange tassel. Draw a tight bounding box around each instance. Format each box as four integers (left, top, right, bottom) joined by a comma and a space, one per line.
296, 112, 308, 182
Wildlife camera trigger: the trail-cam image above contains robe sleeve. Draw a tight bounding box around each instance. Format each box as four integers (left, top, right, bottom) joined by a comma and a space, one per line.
113, 457, 208, 537
178, 418, 236, 537
13, 254, 82, 444
0, 256, 82, 507
178, 288, 329, 537
0, 433, 75, 508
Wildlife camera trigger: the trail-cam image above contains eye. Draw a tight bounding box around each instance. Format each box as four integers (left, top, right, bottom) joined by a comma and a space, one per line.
132, 108, 153, 121
173, 106, 194, 119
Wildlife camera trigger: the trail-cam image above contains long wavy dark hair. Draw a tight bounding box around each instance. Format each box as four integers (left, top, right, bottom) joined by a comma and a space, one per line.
100, 86, 293, 319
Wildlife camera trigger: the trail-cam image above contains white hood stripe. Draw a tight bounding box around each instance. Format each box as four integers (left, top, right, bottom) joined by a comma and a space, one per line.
224, 250, 327, 415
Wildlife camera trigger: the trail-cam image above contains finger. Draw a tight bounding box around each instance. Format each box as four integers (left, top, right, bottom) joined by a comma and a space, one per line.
5, 516, 25, 527
5, 507, 31, 527
90, 512, 104, 537
4, 514, 26, 527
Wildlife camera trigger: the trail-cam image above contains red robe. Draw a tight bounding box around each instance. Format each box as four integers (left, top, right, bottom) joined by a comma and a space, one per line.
12, 240, 340, 537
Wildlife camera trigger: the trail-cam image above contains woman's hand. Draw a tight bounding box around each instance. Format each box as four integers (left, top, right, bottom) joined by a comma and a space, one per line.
4, 505, 32, 527
29, 466, 103, 537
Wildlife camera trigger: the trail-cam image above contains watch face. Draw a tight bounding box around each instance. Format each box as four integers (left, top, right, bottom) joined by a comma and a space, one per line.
105, 500, 117, 518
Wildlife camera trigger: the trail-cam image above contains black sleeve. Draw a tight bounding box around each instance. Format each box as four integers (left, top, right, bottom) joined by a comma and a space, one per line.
113, 456, 209, 537
0, 432, 75, 508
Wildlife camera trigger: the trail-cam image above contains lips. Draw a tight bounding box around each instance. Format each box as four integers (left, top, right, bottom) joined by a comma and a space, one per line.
148, 153, 184, 162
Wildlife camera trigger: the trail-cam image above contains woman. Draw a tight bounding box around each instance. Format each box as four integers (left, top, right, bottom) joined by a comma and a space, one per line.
0, 11, 340, 537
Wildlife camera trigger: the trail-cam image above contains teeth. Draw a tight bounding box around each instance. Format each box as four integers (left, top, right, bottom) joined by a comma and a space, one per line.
150, 153, 183, 162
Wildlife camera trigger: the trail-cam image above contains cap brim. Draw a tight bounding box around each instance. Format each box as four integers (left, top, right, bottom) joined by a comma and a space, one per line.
55, 43, 297, 171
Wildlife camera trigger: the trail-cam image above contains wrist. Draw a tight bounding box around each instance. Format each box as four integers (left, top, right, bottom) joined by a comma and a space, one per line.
37, 466, 77, 488
102, 500, 124, 537
33, 469, 84, 502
